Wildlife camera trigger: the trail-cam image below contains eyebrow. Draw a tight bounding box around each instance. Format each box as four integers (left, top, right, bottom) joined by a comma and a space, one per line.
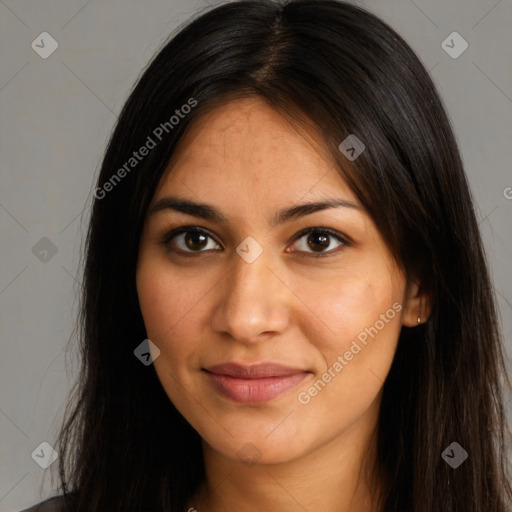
148, 195, 361, 228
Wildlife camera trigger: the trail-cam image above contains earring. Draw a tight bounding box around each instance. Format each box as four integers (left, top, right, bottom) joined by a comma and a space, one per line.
417, 316, 421, 325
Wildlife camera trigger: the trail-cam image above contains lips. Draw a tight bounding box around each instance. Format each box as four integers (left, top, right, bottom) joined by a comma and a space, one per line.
205, 362, 307, 378
203, 362, 311, 403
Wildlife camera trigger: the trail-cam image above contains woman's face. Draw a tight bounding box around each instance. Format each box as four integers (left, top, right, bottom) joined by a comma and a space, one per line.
136, 96, 416, 466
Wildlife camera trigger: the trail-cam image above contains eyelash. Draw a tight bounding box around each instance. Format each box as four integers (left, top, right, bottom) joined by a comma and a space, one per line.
158, 225, 351, 258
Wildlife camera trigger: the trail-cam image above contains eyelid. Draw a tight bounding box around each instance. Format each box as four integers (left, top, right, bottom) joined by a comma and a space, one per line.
157, 225, 351, 256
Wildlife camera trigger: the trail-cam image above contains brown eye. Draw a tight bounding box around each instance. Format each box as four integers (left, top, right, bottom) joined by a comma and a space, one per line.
183, 231, 208, 251
290, 228, 349, 256
307, 232, 330, 252
160, 227, 221, 254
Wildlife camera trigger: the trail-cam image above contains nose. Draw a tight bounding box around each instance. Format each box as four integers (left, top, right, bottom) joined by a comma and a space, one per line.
210, 246, 290, 344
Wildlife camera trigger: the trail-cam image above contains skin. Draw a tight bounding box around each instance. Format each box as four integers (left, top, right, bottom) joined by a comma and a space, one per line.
136, 96, 429, 512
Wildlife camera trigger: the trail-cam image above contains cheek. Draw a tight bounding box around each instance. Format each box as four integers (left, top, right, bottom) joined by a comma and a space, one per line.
136, 260, 215, 395
302, 267, 400, 349
136, 269, 172, 340
136, 261, 201, 342
297, 263, 404, 412
136, 263, 201, 399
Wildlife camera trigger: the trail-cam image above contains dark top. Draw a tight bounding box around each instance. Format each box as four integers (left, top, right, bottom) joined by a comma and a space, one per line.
18, 496, 66, 512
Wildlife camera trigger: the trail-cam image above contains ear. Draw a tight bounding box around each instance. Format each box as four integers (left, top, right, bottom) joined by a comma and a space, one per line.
402, 280, 431, 327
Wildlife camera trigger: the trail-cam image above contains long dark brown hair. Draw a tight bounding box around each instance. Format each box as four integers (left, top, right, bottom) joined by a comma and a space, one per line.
48, 1, 511, 510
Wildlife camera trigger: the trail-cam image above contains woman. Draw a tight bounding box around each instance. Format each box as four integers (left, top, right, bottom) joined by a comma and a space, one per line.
22, 0, 512, 511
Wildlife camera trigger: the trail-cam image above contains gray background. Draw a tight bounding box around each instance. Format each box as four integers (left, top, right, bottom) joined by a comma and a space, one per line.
0, 0, 511, 510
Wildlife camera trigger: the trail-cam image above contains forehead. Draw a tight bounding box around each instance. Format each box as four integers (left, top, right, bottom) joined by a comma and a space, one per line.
155, 97, 357, 204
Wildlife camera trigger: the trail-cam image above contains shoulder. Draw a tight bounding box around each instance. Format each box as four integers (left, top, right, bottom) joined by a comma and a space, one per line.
18, 495, 67, 512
